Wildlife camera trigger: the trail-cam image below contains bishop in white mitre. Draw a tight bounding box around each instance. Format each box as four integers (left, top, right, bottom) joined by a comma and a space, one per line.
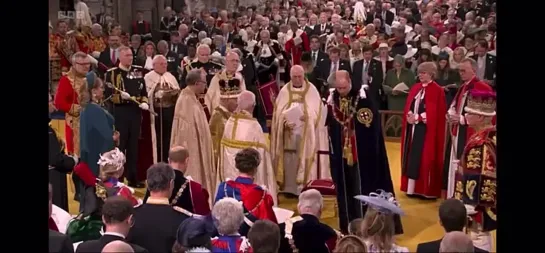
270, 65, 330, 196
217, 90, 278, 205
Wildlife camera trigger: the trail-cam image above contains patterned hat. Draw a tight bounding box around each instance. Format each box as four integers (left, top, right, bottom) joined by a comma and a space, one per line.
464, 90, 496, 117
354, 190, 404, 215
219, 77, 242, 99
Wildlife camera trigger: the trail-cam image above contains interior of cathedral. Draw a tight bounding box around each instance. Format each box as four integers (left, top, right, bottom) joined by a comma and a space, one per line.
50, 119, 496, 251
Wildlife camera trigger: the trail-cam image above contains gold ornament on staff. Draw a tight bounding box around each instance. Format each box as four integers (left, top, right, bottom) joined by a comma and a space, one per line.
105, 82, 158, 116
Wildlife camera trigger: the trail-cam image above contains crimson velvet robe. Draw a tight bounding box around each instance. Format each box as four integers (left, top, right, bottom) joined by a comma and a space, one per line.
400, 82, 446, 198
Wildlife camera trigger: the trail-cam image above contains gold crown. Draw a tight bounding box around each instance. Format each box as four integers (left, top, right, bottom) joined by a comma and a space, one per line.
219, 78, 242, 98
465, 91, 496, 116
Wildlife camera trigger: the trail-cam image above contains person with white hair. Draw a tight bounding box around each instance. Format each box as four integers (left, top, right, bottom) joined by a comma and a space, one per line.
144, 55, 181, 163
216, 90, 277, 204
180, 44, 223, 119
252, 29, 284, 85
439, 231, 474, 253
278, 189, 340, 252
327, 70, 402, 235
215, 148, 277, 236
102, 241, 135, 253
284, 17, 310, 66
271, 65, 329, 197
210, 198, 252, 252
206, 52, 246, 168
156, 40, 181, 80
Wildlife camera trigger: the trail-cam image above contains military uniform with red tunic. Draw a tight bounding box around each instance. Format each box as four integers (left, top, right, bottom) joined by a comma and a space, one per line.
443, 75, 493, 198
454, 90, 496, 252
284, 27, 310, 66
214, 176, 277, 236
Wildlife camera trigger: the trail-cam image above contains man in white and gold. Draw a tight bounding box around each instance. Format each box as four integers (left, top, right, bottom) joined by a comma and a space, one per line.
209, 53, 243, 170
145, 55, 181, 164
270, 65, 330, 196
217, 90, 277, 204
205, 52, 247, 114
170, 69, 215, 204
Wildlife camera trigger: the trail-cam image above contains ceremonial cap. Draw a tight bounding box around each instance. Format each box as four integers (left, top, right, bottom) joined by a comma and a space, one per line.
464, 90, 496, 117
354, 190, 404, 215
176, 217, 215, 249
86, 71, 96, 86
219, 77, 243, 99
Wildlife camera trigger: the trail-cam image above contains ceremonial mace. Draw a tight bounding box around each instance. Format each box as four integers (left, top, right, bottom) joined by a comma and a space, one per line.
105, 82, 158, 116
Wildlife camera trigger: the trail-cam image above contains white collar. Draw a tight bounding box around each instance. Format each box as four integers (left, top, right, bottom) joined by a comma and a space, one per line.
104, 231, 126, 239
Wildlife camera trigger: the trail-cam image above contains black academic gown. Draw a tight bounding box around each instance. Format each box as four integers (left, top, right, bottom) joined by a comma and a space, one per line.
327, 89, 403, 235
49, 120, 75, 211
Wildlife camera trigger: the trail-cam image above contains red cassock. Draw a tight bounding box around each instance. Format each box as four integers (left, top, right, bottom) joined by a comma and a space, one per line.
284, 29, 310, 66
400, 82, 446, 197
54, 74, 81, 155
450, 77, 493, 141
137, 112, 154, 182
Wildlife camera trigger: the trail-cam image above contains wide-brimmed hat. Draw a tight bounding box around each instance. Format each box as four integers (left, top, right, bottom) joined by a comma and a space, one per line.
354, 190, 404, 215
403, 45, 418, 59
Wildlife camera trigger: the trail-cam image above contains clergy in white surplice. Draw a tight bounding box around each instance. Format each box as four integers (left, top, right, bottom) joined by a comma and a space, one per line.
205, 52, 247, 115
217, 90, 278, 205
270, 65, 330, 196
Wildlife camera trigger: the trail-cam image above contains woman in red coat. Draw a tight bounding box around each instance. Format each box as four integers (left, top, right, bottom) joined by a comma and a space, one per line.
400, 62, 446, 199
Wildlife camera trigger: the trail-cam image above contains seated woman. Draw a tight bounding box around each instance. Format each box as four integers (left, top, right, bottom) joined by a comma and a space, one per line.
400, 62, 446, 199
97, 148, 139, 206
354, 190, 408, 253
211, 198, 252, 253
73, 71, 118, 213
435, 52, 461, 107
214, 148, 277, 236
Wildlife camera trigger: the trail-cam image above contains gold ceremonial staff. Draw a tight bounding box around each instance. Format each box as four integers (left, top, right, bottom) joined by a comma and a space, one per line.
105, 82, 158, 116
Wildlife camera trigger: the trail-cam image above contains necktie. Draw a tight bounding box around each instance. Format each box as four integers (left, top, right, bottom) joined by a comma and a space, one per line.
332, 61, 337, 73
363, 61, 369, 83
312, 52, 317, 66
111, 49, 116, 64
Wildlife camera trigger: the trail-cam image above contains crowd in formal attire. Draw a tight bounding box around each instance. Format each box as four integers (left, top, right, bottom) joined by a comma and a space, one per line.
48, 0, 497, 252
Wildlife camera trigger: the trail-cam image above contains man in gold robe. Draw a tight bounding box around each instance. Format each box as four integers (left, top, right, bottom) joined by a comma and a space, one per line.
270, 65, 330, 196
218, 90, 278, 205
170, 69, 215, 204
208, 53, 243, 169
205, 52, 247, 114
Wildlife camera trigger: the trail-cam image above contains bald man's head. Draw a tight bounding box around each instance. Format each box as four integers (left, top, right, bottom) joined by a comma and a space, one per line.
290, 65, 305, 88
102, 240, 134, 253
439, 231, 474, 253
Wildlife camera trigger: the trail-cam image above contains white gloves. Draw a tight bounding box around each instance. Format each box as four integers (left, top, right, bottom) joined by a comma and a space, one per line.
139, 103, 149, 111
120, 91, 131, 100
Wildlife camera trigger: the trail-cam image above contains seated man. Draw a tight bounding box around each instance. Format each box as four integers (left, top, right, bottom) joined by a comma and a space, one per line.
76, 196, 147, 253
416, 199, 488, 253
214, 148, 277, 236
49, 184, 75, 253
248, 220, 281, 253
278, 189, 339, 253
127, 163, 189, 252
143, 146, 211, 216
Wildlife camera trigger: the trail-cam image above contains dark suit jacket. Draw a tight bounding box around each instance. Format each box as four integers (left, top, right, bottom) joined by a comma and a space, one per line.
49, 229, 74, 253
416, 238, 488, 253
310, 50, 328, 68
168, 42, 187, 60
98, 47, 119, 76
381, 10, 395, 26
365, 12, 379, 25
163, 50, 181, 79
471, 54, 496, 82
352, 58, 384, 104
313, 23, 333, 35
76, 234, 148, 253
315, 59, 352, 82
205, 26, 221, 37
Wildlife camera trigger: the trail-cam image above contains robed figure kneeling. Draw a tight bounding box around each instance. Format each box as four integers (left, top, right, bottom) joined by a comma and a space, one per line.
326, 70, 402, 234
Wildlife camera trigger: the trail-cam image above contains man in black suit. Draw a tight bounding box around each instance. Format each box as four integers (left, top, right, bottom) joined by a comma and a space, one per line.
98, 34, 121, 77
312, 12, 333, 36
309, 35, 328, 69
416, 199, 488, 253
204, 16, 221, 37
130, 34, 144, 66
49, 184, 75, 253
157, 40, 181, 81
471, 40, 496, 88
352, 45, 383, 106
314, 46, 351, 85
380, 3, 395, 26
169, 31, 187, 60
127, 163, 189, 253
76, 196, 147, 253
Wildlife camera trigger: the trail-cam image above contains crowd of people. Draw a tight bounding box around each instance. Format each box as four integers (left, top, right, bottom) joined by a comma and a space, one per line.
48, 0, 497, 252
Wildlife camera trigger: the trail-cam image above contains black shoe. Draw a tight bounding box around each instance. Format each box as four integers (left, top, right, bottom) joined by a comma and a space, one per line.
128, 182, 145, 188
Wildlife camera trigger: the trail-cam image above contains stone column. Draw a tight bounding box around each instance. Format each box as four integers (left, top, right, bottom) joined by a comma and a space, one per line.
115, 0, 132, 31
49, 0, 60, 25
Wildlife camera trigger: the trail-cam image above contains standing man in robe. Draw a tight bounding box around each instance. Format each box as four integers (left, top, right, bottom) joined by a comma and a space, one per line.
170, 69, 215, 204
284, 18, 310, 66
104, 46, 149, 188
145, 55, 181, 163
270, 65, 327, 197
218, 91, 277, 204
443, 58, 492, 199
327, 70, 402, 235
208, 53, 244, 169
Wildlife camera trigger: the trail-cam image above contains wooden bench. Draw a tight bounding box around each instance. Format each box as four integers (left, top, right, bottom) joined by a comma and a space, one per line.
379, 110, 404, 143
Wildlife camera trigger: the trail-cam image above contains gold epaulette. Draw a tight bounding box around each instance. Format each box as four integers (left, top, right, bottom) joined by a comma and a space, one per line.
106, 67, 118, 72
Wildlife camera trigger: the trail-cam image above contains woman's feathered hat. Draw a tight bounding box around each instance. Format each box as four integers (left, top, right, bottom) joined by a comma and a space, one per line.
354, 190, 404, 215
464, 90, 496, 117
